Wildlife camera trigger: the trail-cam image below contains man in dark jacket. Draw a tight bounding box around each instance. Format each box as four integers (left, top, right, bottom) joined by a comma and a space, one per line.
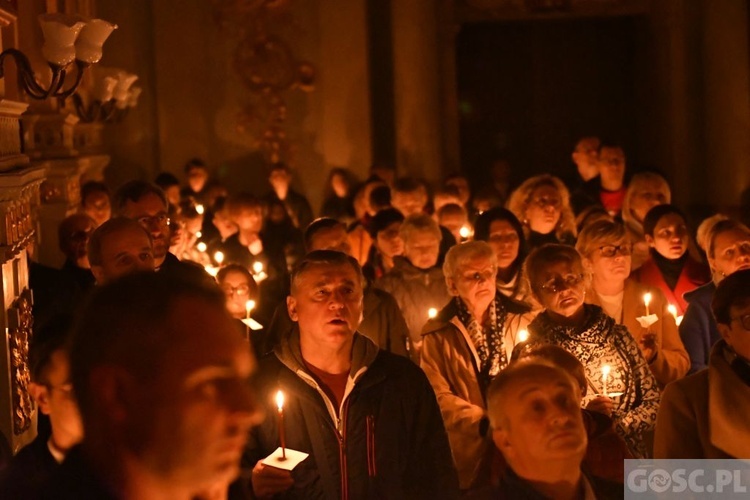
245, 250, 459, 499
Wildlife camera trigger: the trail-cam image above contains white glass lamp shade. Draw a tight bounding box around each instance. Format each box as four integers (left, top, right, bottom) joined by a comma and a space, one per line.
113, 72, 138, 108
38, 14, 86, 67
75, 19, 117, 64
126, 87, 142, 108
92, 75, 117, 102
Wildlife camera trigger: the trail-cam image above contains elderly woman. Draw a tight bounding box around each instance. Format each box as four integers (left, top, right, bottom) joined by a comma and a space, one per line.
375, 213, 452, 359
656, 269, 750, 458
473, 207, 535, 306
576, 220, 689, 386
621, 172, 671, 269
421, 241, 532, 494
633, 204, 710, 315
680, 218, 750, 373
507, 174, 577, 251
518, 244, 660, 458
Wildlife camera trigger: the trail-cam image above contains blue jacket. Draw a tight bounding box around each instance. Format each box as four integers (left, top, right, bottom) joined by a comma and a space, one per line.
679, 282, 721, 373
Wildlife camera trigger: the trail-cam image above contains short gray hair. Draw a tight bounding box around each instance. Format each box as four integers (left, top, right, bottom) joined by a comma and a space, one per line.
400, 213, 442, 242
443, 241, 496, 279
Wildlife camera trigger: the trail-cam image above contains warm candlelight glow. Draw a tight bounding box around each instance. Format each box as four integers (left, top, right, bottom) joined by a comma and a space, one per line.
428, 307, 438, 319
196, 204, 205, 215
667, 304, 683, 326
245, 300, 255, 318
517, 329, 529, 343
195, 231, 202, 239
276, 390, 284, 411
459, 225, 472, 239
196, 242, 207, 253
214, 251, 225, 265
643, 293, 652, 316
204, 265, 219, 277
253, 261, 264, 274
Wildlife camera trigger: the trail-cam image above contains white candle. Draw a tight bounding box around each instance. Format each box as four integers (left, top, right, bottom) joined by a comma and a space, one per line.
601, 365, 611, 396
643, 293, 652, 316
276, 390, 286, 459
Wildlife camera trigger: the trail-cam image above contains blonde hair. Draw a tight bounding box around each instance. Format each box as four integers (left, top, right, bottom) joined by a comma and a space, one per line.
443, 241, 496, 280
399, 213, 442, 242
696, 214, 730, 252
506, 174, 577, 240
621, 172, 671, 233
575, 219, 629, 258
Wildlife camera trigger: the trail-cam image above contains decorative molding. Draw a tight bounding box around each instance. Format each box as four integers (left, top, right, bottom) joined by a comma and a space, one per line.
8, 289, 33, 436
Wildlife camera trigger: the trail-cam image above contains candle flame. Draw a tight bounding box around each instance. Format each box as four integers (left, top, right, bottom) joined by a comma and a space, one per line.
196, 231, 202, 239
253, 261, 264, 274
428, 307, 438, 319
195, 204, 205, 215
276, 390, 284, 411
643, 293, 652, 306
459, 225, 472, 239
246, 300, 256, 312
601, 365, 611, 378
517, 329, 529, 343
197, 242, 207, 253
214, 251, 225, 265
667, 304, 677, 317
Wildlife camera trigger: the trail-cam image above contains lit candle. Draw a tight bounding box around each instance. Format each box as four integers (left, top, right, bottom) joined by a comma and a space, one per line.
195, 204, 205, 215
459, 225, 472, 240
643, 293, 652, 316
195, 230, 202, 239
667, 304, 683, 326
214, 251, 225, 266
276, 390, 287, 460
601, 365, 610, 396
252, 261, 264, 274
245, 300, 255, 319
428, 307, 438, 319
516, 329, 529, 344
196, 241, 207, 253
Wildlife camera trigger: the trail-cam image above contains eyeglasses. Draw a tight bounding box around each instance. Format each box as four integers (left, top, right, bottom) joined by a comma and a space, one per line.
530, 197, 561, 209
598, 244, 632, 258
731, 314, 750, 331
221, 284, 250, 296
137, 213, 170, 228
458, 268, 497, 284
540, 273, 584, 293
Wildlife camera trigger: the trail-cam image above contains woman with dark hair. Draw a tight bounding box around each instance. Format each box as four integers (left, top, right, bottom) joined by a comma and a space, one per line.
517, 244, 660, 458
473, 207, 533, 305
320, 167, 356, 223
633, 204, 710, 315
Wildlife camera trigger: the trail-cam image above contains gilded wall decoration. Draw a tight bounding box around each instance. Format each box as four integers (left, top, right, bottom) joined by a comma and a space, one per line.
211, 0, 315, 164
8, 290, 33, 435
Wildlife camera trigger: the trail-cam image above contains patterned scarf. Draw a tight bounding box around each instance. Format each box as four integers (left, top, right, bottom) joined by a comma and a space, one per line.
456, 294, 509, 389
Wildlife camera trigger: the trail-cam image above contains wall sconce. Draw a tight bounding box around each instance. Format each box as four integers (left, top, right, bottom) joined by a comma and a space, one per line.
72, 69, 140, 122
0, 13, 116, 100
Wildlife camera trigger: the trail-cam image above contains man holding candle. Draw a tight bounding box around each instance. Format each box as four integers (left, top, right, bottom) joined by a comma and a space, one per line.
246, 250, 459, 499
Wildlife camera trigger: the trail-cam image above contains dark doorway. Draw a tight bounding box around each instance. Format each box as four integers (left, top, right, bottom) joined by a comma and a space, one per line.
456, 16, 649, 192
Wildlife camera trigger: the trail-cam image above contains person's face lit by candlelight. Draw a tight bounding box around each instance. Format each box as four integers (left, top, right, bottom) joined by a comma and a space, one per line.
403, 229, 440, 270
646, 213, 688, 260
287, 259, 364, 353
710, 227, 750, 278
187, 166, 209, 194
82, 190, 111, 228
308, 224, 351, 254
571, 136, 600, 182
121, 192, 171, 267
376, 221, 404, 260
524, 184, 561, 235
582, 238, 632, 287
232, 206, 263, 234
331, 173, 348, 199
488, 219, 520, 270
446, 253, 497, 321
597, 146, 626, 190
535, 258, 587, 324
392, 189, 427, 217
91, 223, 155, 284
630, 181, 669, 223
219, 268, 259, 320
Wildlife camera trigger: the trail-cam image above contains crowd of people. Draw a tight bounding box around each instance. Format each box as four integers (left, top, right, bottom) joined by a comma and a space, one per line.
1, 139, 749, 499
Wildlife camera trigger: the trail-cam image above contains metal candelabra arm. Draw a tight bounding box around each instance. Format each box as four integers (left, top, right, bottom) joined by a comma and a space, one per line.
0, 48, 88, 100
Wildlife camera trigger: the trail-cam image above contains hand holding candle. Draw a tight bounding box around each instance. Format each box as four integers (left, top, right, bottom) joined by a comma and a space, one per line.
276, 390, 286, 460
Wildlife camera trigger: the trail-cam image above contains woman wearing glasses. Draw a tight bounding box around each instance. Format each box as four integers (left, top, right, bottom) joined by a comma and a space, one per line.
420, 241, 532, 495
507, 174, 577, 251
518, 243, 659, 458
216, 264, 266, 355
656, 269, 750, 458
576, 220, 689, 387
